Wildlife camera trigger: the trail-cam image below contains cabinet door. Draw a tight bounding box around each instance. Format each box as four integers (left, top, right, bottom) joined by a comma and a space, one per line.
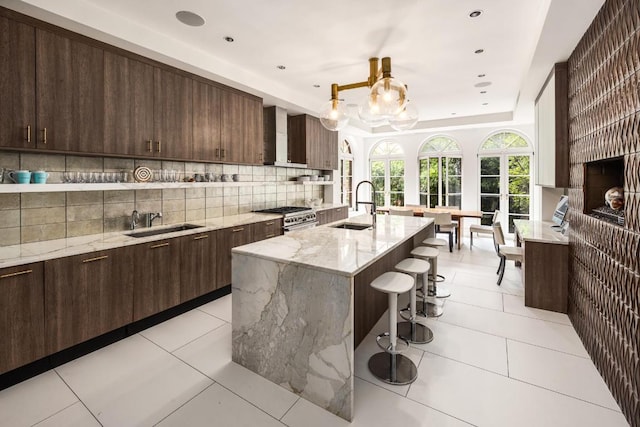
192, 80, 221, 161
322, 125, 339, 170
244, 96, 264, 165
316, 209, 328, 225
220, 89, 245, 164
180, 232, 217, 302
44, 248, 133, 353
36, 29, 104, 153
103, 52, 154, 156
216, 225, 254, 288
132, 239, 181, 321
287, 115, 307, 165
305, 115, 323, 169
333, 206, 347, 222
0, 16, 35, 149
153, 68, 193, 159
253, 219, 283, 241
0, 263, 44, 374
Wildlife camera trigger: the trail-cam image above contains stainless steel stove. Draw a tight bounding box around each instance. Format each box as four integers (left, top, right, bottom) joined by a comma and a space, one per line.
254, 206, 317, 232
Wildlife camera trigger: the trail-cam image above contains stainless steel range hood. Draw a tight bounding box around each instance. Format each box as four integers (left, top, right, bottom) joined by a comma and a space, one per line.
263, 106, 307, 168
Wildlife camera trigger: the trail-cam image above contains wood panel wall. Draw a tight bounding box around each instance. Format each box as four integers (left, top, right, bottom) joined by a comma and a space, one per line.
567, 0, 640, 424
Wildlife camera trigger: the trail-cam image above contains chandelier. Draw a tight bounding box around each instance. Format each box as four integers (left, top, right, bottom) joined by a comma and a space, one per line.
319, 57, 419, 132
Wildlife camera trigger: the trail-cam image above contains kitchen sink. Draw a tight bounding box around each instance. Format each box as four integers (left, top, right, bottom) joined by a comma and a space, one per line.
331, 223, 372, 231
127, 224, 204, 238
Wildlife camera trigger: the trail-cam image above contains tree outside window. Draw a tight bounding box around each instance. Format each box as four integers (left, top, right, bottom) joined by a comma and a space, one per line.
370, 141, 405, 207
418, 136, 462, 208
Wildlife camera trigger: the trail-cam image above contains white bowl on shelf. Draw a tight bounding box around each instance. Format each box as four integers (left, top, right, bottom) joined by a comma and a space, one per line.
297, 176, 310, 182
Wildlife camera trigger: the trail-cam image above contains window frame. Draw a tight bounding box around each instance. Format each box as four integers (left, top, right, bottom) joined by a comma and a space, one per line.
339, 140, 354, 209
369, 140, 405, 207
418, 136, 462, 208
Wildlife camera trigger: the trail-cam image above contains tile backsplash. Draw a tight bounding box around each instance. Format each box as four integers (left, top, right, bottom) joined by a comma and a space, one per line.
0, 151, 326, 246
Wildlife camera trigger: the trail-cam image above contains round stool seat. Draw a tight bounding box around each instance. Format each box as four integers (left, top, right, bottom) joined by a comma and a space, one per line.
422, 238, 448, 248
410, 246, 439, 259
395, 258, 430, 275
370, 272, 414, 295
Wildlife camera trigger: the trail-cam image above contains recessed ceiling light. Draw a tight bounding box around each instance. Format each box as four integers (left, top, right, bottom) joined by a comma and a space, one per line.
474, 49, 484, 54
477, 73, 486, 77
469, 10, 482, 18
175, 11, 205, 27
480, 91, 487, 94
451, 113, 457, 115
276, 65, 286, 70
482, 102, 489, 106
313, 84, 320, 88
223, 36, 234, 42
474, 81, 492, 88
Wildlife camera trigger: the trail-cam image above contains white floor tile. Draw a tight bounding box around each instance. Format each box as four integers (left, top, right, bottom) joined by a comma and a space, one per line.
453, 270, 524, 296
197, 293, 232, 322
282, 377, 471, 427
173, 323, 232, 377
140, 308, 226, 352
502, 294, 572, 325
354, 333, 423, 396
507, 340, 621, 411
447, 284, 505, 311
408, 352, 629, 427
55, 334, 212, 427
33, 402, 100, 427
412, 319, 508, 375
0, 371, 77, 427
212, 362, 299, 419
439, 300, 589, 357
157, 383, 285, 426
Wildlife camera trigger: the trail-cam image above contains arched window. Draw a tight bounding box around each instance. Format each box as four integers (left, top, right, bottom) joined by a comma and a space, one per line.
339, 140, 354, 208
370, 140, 405, 206
478, 131, 532, 233
418, 135, 462, 208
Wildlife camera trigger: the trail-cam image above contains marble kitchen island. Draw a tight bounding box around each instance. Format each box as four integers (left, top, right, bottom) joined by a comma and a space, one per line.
231, 214, 433, 421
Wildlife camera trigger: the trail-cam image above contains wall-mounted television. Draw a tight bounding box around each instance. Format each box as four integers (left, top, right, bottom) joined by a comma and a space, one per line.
551, 195, 569, 227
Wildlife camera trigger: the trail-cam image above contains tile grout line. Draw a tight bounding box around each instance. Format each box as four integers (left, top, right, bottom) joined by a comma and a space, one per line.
51, 370, 104, 427
152, 382, 217, 426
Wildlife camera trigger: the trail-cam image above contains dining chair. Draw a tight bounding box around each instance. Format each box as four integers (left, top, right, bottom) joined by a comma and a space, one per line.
492, 222, 523, 285
389, 207, 414, 216
435, 206, 460, 243
423, 212, 456, 252
470, 210, 500, 248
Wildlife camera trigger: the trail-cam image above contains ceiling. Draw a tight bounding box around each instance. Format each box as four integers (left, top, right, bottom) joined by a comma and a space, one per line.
3, 0, 605, 133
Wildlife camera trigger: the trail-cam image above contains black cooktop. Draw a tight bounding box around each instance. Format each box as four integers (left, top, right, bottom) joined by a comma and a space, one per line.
254, 206, 310, 215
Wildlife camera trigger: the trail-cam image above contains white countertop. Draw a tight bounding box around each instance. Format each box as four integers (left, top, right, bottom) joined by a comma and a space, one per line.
513, 219, 569, 245
0, 212, 282, 269
232, 214, 433, 277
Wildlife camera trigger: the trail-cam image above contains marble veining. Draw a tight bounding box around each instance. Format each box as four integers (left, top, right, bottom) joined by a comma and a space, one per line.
514, 219, 569, 245
0, 212, 281, 268
231, 214, 432, 421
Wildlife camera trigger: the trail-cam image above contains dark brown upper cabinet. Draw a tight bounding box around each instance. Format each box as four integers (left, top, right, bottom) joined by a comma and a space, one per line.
0, 16, 35, 149
220, 89, 264, 165
36, 28, 105, 153
153, 68, 193, 160
103, 51, 154, 157
192, 80, 222, 161
288, 114, 338, 170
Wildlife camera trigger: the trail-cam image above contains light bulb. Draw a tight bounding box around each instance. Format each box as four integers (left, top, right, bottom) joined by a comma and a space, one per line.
319, 99, 349, 131
358, 96, 387, 127
389, 100, 419, 131
369, 77, 408, 118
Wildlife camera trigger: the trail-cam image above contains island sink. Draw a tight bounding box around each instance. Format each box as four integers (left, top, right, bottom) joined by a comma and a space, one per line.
126, 223, 203, 238
330, 223, 372, 230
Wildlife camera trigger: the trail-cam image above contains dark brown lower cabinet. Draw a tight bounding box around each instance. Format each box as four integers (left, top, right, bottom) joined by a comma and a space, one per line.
216, 225, 254, 288
180, 231, 217, 303
132, 239, 181, 321
44, 248, 133, 353
317, 207, 348, 225
253, 219, 283, 241
0, 262, 44, 374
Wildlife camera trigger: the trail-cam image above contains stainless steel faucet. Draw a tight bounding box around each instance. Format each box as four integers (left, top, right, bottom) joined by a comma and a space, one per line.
145, 212, 162, 228
130, 210, 140, 230
355, 180, 377, 229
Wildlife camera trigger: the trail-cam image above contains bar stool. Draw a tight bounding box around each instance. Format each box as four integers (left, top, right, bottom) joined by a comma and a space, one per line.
368, 271, 418, 385
411, 246, 451, 300
395, 258, 434, 344
421, 238, 448, 285
409, 246, 444, 316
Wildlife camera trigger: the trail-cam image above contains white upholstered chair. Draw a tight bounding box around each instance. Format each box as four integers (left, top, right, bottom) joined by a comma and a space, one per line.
389, 207, 415, 216
470, 210, 500, 248
423, 211, 456, 252
492, 222, 523, 285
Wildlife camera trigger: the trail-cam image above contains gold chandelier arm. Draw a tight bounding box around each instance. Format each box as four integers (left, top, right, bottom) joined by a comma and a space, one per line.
336, 81, 371, 92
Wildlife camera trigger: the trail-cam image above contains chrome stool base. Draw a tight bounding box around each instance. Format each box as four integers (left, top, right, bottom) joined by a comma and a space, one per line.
416, 300, 444, 317
368, 352, 418, 385
397, 321, 433, 344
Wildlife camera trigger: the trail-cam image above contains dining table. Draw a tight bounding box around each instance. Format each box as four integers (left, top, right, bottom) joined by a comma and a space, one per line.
377, 206, 483, 249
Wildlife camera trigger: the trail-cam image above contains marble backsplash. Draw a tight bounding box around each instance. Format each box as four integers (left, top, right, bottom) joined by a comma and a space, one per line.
0, 151, 326, 246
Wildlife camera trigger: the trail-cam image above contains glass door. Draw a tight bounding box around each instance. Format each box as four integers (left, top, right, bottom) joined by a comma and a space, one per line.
479, 154, 531, 233
370, 159, 405, 207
